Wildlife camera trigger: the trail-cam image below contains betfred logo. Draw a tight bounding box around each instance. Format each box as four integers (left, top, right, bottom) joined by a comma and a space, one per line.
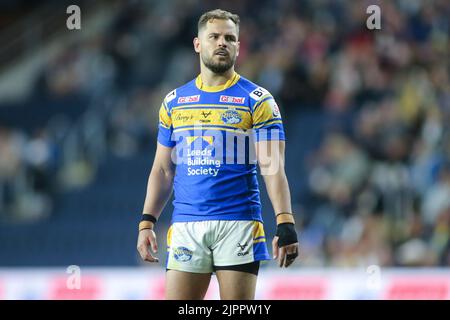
177, 95, 200, 104
220, 95, 245, 104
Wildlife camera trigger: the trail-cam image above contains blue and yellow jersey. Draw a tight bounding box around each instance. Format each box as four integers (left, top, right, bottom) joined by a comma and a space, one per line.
157, 72, 285, 223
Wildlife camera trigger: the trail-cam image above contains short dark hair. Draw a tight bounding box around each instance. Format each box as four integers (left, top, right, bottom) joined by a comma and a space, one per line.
198, 9, 240, 35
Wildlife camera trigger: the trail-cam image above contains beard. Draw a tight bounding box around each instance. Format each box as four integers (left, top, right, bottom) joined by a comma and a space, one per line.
201, 52, 236, 74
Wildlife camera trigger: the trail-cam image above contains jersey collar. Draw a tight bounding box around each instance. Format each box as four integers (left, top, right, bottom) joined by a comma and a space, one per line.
195, 72, 240, 92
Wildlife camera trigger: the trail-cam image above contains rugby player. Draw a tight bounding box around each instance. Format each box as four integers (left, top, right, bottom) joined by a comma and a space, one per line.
137, 9, 299, 300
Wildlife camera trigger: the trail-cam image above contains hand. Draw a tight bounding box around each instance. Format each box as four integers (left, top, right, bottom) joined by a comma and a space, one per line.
272, 223, 299, 267
272, 237, 299, 267
137, 229, 159, 263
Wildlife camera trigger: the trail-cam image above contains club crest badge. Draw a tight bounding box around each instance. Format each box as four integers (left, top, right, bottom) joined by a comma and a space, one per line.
221, 110, 242, 124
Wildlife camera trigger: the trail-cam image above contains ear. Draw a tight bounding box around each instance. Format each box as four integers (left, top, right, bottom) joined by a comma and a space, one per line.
193, 37, 200, 54
236, 40, 240, 57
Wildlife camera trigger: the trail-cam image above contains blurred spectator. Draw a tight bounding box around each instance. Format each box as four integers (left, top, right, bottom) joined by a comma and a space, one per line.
0, 127, 23, 216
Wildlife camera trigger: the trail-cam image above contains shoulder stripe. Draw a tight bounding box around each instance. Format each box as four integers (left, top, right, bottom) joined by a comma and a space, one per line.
253, 118, 283, 129
252, 95, 273, 112
162, 100, 170, 113
159, 121, 171, 129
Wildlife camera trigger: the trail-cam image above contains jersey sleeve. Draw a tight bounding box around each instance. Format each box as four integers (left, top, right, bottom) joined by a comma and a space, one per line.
157, 99, 176, 147
250, 88, 285, 141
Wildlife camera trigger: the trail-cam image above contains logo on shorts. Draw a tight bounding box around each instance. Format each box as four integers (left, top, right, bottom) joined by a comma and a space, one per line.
237, 242, 249, 256
173, 247, 193, 262
237, 242, 247, 251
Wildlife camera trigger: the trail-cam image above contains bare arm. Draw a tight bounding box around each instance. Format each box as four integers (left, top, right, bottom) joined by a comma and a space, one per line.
256, 140, 299, 267
256, 140, 292, 214
142, 142, 176, 217
137, 142, 175, 263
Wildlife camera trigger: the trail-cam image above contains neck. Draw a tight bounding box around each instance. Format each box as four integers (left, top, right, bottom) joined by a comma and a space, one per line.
199, 63, 235, 87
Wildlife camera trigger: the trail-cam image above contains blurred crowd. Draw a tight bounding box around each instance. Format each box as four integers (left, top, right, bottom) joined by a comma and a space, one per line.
295, 1, 450, 267
0, 126, 57, 220
0, 0, 449, 266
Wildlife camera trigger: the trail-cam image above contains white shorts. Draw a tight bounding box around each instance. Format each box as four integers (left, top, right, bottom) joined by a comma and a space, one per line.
166, 220, 270, 273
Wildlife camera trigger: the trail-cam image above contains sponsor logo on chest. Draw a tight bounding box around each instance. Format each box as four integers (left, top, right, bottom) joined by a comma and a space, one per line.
174, 113, 193, 122
220, 95, 246, 104
178, 95, 200, 104
221, 109, 242, 124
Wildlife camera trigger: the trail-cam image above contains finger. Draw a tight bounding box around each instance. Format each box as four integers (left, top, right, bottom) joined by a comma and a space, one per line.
272, 237, 279, 259
137, 232, 150, 258
142, 242, 159, 263
144, 253, 159, 263
137, 245, 148, 261
284, 252, 296, 267
278, 246, 286, 267
285, 258, 294, 267
286, 243, 299, 255
148, 233, 158, 253
137, 242, 159, 263
284, 245, 299, 268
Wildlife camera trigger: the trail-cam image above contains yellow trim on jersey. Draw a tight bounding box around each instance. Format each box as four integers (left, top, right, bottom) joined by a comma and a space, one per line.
252, 94, 272, 111
252, 99, 281, 128
159, 103, 172, 129
195, 72, 240, 92
171, 108, 252, 130
167, 225, 173, 248
162, 100, 170, 113
172, 104, 250, 111
173, 127, 250, 135
253, 238, 266, 244
253, 119, 283, 129
252, 221, 265, 241
186, 136, 214, 145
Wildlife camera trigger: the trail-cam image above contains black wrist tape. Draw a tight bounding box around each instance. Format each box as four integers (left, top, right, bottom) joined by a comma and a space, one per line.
276, 223, 298, 247
141, 214, 157, 224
